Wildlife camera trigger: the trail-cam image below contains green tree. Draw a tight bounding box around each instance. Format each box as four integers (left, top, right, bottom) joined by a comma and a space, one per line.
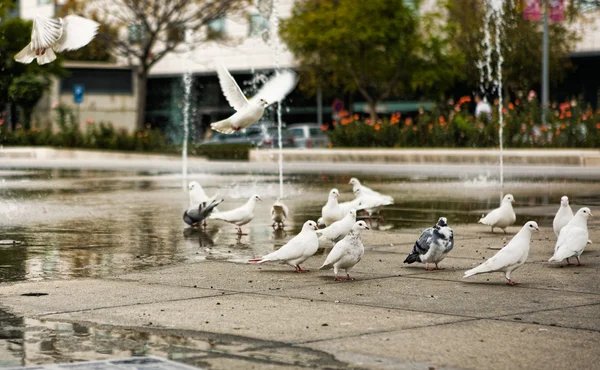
446, 0, 581, 97
8, 75, 51, 129
280, 0, 464, 121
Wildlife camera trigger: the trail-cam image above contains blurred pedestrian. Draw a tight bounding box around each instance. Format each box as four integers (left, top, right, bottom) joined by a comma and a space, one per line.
475, 95, 492, 120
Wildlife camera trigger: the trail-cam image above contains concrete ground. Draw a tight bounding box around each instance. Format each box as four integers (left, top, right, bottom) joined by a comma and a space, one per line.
1, 223, 599, 370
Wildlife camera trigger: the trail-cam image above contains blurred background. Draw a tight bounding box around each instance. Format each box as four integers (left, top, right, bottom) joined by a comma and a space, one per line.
0, 0, 599, 155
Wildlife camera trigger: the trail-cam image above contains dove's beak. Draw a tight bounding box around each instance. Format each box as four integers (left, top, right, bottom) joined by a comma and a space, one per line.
365, 226, 370, 230
534, 226, 539, 232
257, 196, 262, 201
590, 212, 594, 217
313, 224, 318, 230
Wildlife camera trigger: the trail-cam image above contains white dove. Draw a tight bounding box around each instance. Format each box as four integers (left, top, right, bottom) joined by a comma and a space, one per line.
464, 221, 539, 285
338, 197, 362, 216
478, 194, 516, 233
349, 177, 393, 203
321, 188, 344, 227
355, 188, 393, 225
249, 220, 319, 272
549, 207, 592, 266
319, 220, 369, 281
271, 199, 289, 229
553, 195, 573, 238
316, 209, 357, 247
211, 63, 297, 134
15, 15, 99, 65
209, 194, 262, 234
403, 217, 454, 270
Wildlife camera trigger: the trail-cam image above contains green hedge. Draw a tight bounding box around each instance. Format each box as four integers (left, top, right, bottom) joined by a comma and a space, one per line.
189, 143, 253, 160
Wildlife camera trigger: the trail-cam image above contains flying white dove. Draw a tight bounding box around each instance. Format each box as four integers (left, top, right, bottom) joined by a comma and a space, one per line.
183, 198, 224, 227
271, 199, 289, 229
553, 195, 573, 238
316, 209, 357, 247
464, 221, 539, 285
349, 177, 393, 203
549, 207, 592, 266
404, 217, 454, 270
319, 220, 369, 281
15, 15, 99, 65
209, 194, 262, 234
211, 63, 297, 134
249, 220, 319, 272
321, 188, 344, 227
478, 194, 516, 233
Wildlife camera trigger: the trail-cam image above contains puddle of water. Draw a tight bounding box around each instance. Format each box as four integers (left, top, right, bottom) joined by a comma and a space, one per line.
0, 308, 345, 369
0, 169, 598, 283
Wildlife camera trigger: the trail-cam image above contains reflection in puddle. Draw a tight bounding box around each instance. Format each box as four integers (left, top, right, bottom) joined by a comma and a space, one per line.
0, 169, 598, 283
0, 309, 347, 369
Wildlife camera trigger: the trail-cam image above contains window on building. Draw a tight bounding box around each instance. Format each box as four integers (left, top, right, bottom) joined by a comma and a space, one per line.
207, 17, 226, 40
248, 14, 269, 37
60, 68, 134, 95
128, 24, 145, 43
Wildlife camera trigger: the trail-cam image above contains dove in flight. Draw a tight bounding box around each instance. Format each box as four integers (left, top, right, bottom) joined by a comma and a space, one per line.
211, 63, 297, 134
15, 15, 99, 65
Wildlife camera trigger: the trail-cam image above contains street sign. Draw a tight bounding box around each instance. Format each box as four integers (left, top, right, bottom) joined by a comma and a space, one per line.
332, 99, 344, 113
73, 84, 84, 104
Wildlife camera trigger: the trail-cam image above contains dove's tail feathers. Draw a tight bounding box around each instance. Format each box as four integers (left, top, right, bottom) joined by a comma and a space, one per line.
463, 264, 491, 278
14, 45, 36, 64
56, 15, 99, 52
403, 252, 420, 264
319, 263, 333, 271
211, 119, 235, 134
36, 48, 56, 65
248, 258, 263, 263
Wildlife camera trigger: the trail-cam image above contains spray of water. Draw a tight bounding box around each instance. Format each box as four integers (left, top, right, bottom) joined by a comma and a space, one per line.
481, 0, 506, 192
271, 0, 284, 199
181, 30, 193, 189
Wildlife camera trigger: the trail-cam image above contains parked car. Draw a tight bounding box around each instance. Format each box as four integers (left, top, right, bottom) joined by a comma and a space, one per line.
202, 124, 296, 148
287, 123, 331, 148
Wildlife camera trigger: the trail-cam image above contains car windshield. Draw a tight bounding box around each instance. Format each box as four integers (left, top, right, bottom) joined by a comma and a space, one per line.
288, 128, 305, 138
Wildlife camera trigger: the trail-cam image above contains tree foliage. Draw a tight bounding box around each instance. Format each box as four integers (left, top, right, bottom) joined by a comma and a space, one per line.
8, 75, 51, 129
280, 0, 465, 121
446, 0, 581, 97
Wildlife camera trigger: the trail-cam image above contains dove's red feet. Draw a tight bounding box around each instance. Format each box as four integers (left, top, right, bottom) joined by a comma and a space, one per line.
344, 274, 355, 281
506, 279, 520, 286
334, 276, 342, 281
295, 266, 309, 273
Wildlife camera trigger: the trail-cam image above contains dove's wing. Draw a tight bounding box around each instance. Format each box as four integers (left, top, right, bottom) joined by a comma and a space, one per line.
31, 16, 63, 50
248, 70, 297, 107
216, 63, 248, 112
321, 239, 349, 268
261, 233, 308, 262
55, 15, 99, 52
474, 244, 522, 273
413, 227, 434, 255
553, 226, 588, 259
479, 208, 501, 225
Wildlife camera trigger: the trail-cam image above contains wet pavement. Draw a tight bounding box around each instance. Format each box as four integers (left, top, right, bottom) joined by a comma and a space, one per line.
1, 168, 599, 369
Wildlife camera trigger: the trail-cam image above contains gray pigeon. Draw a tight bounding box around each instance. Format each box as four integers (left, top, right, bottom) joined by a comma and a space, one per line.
183, 199, 224, 227
404, 217, 454, 270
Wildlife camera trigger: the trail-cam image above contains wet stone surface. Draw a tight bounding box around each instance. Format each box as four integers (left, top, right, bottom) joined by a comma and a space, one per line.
1, 168, 599, 369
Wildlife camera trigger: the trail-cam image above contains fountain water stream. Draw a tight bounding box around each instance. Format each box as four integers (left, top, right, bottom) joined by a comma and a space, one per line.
181, 30, 193, 189
271, 0, 284, 200
481, 0, 506, 192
